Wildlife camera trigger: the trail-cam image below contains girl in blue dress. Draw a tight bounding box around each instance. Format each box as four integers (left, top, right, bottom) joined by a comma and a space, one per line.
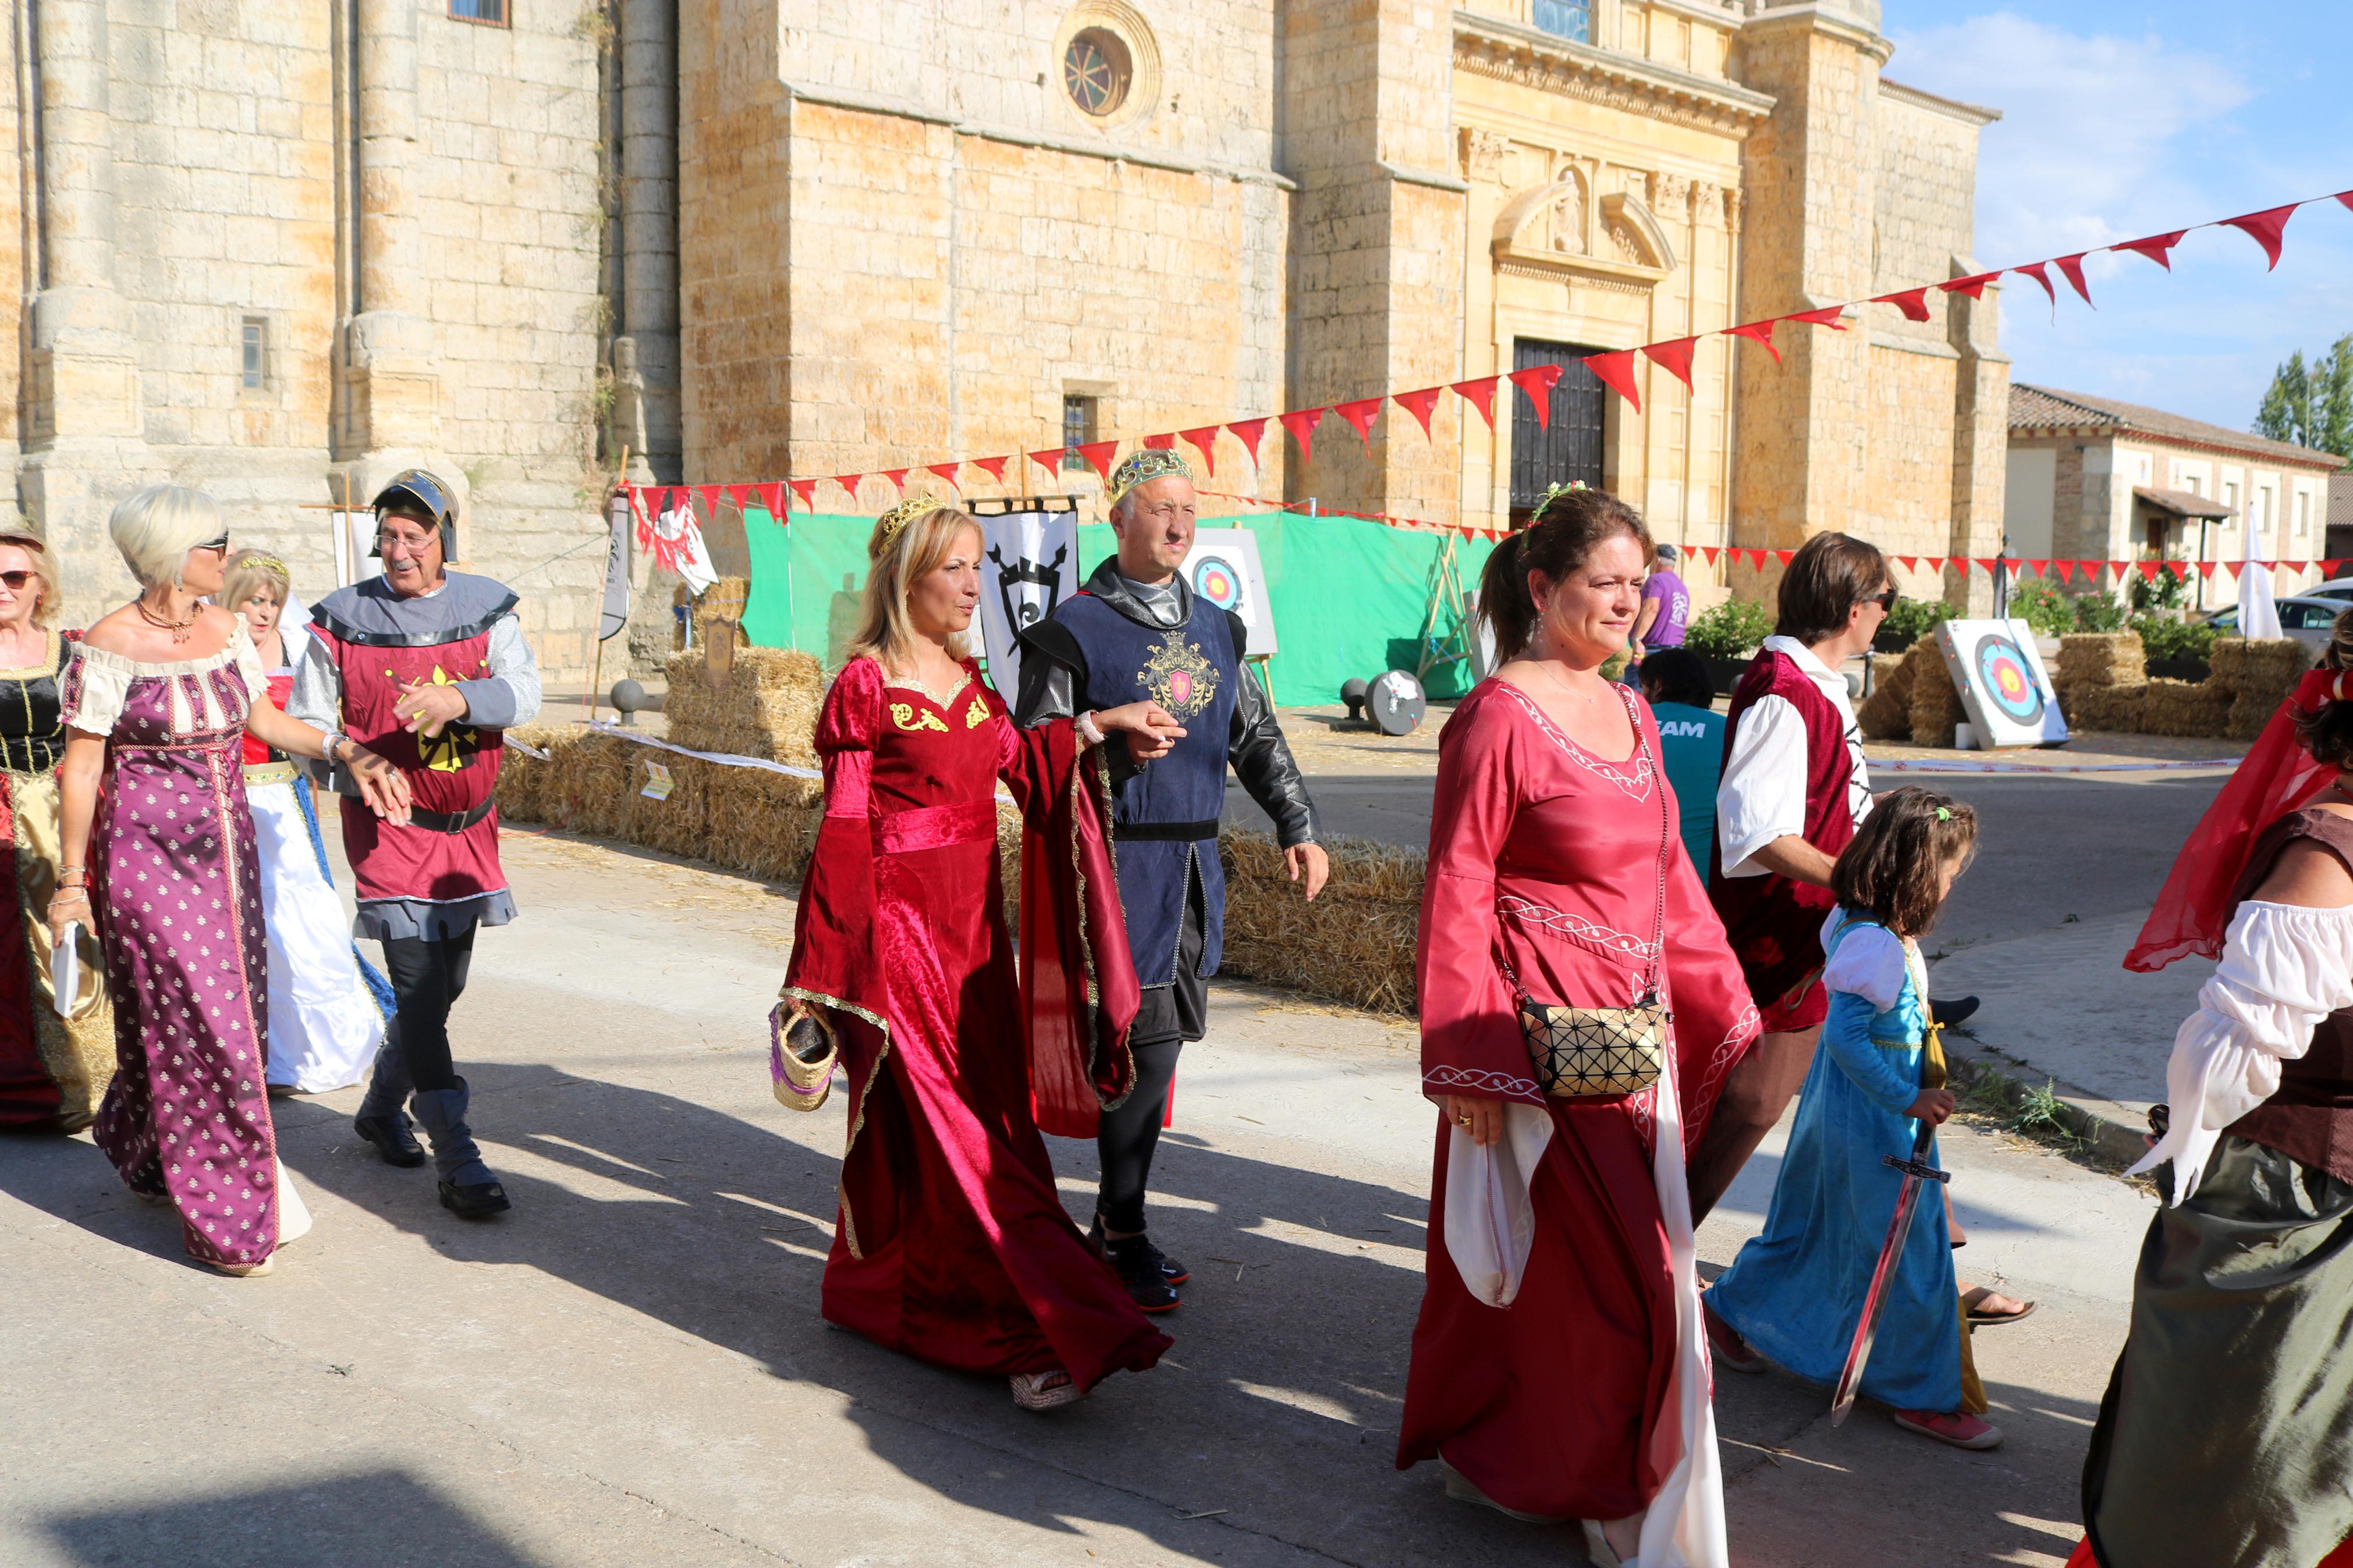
1701, 787, 2002, 1450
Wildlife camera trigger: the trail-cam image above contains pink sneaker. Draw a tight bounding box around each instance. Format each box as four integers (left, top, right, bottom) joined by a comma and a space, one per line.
1893, 1408, 2003, 1449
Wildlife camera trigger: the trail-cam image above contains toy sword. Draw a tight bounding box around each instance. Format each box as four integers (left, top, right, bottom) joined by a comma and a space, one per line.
1830, 1114, 1951, 1425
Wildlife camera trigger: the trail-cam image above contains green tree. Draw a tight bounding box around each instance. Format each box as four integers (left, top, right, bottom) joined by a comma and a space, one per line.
2256, 336, 2353, 463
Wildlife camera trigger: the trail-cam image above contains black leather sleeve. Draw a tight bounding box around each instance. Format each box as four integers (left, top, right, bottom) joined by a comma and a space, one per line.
1015, 618, 1145, 789
1224, 609, 1319, 847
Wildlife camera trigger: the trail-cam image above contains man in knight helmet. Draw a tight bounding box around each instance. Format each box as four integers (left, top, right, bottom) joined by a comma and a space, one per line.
1014, 448, 1326, 1311
289, 468, 542, 1219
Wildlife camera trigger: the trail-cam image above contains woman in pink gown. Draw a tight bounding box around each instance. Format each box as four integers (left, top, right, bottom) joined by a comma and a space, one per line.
1398, 489, 1759, 1568
773, 499, 1181, 1410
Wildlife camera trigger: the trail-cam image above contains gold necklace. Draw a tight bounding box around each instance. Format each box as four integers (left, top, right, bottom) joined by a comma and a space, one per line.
135, 596, 200, 644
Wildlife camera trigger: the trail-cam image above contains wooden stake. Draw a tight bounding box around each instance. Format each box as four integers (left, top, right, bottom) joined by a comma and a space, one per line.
590, 448, 629, 725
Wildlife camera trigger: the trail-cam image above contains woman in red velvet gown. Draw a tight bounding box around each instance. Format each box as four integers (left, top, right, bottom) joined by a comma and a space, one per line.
1399, 489, 1758, 1568
774, 500, 1181, 1410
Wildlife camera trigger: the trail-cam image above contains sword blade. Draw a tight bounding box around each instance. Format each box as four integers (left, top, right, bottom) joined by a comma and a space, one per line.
1830, 1172, 1929, 1426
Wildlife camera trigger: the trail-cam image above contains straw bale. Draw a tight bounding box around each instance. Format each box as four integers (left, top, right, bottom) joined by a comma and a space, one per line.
2057, 632, 2145, 691
1857, 649, 1917, 741
2138, 678, 2231, 738
661, 644, 827, 765
2066, 684, 2148, 733
1908, 639, 1967, 748
2208, 637, 2309, 703
1219, 829, 1421, 1016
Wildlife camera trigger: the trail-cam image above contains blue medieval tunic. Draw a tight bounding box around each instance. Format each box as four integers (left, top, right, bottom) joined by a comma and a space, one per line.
1704, 911, 1962, 1413
1013, 559, 1318, 990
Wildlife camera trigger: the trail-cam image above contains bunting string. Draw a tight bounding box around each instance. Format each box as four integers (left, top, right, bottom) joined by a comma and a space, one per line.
627, 185, 2353, 542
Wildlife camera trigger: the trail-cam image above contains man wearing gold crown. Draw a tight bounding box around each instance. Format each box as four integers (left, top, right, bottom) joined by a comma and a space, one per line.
289, 470, 541, 1220
1015, 448, 1327, 1311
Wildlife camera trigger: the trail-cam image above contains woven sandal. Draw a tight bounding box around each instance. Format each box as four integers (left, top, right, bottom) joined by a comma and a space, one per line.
1009, 1370, 1084, 1411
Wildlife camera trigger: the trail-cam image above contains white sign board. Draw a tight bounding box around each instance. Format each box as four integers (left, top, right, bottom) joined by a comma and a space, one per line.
1179, 528, 1279, 657
1936, 617, 2068, 748
974, 510, 1081, 698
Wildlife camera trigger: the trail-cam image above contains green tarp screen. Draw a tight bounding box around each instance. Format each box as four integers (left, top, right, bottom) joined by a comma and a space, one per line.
739, 510, 1495, 703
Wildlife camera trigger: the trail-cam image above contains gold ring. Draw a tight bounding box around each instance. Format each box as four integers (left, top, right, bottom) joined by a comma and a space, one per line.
1454, 1112, 1473, 1126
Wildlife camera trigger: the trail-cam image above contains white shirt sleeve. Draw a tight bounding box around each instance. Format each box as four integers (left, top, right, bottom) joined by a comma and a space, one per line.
1715, 692, 1809, 877
1820, 922, 1909, 1014
2130, 899, 2353, 1203
61, 643, 130, 738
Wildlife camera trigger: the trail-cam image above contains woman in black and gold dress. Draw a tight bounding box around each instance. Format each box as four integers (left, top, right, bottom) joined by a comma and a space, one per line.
0, 531, 112, 1130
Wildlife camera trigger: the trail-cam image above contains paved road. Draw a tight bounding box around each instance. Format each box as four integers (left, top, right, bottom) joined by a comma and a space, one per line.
0, 829, 2142, 1567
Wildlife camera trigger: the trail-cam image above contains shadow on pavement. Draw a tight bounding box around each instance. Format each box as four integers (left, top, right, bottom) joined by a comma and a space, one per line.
40, 1470, 545, 1568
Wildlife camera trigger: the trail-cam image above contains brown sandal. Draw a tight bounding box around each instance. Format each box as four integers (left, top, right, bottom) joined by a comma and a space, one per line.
1961, 1285, 2036, 1327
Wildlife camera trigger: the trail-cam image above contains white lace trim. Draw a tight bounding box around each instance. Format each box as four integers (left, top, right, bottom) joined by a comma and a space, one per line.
1500, 895, 1660, 963
1424, 1063, 1541, 1100
1490, 678, 1656, 799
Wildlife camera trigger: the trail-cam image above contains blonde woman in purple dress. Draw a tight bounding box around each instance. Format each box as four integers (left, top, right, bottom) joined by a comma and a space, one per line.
52, 486, 411, 1277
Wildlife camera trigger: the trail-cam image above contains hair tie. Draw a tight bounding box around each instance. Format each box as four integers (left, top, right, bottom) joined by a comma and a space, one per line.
1935, 807, 1951, 821
2334, 670, 2352, 704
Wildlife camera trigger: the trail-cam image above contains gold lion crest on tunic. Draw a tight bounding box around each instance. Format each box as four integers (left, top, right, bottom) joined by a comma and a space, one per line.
1138, 632, 1219, 720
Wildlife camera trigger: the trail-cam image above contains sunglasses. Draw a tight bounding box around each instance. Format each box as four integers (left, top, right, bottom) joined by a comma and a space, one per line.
196, 535, 231, 554
0, 570, 33, 591
1865, 586, 1900, 611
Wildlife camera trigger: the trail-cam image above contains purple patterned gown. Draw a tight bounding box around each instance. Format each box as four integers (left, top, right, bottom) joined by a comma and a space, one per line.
63, 631, 281, 1269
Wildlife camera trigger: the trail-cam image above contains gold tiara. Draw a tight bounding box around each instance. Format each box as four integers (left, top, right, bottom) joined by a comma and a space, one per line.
872, 496, 951, 557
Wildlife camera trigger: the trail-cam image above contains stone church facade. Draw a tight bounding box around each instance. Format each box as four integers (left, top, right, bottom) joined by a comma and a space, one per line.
0, 0, 2006, 683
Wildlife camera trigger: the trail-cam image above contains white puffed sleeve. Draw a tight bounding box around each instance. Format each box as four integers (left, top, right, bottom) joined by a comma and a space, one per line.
60, 642, 132, 738
231, 625, 268, 705
2130, 899, 2353, 1203
1820, 915, 1909, 1012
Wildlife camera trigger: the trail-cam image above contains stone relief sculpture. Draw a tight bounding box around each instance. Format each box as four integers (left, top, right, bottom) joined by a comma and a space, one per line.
1546, 175, 1587, 254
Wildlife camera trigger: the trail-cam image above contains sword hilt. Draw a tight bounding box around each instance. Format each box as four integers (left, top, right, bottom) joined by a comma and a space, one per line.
1880, 1153, 1951, 1184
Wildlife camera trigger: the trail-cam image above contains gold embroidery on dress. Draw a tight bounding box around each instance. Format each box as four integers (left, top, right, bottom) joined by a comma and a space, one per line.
385, 663, 478, 770
1138, 631, 1219, 720
889, 701, 947, 734
964, 695, 989, 729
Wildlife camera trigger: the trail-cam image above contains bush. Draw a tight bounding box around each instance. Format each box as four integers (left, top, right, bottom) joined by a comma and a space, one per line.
1882, 595, 1951, 646
1684, 599, 1776, 659
2072, 592, 2130, 632
2008, 578, 2072, 639
2130, 563, 2190, 613
2131, 613, 2218, 663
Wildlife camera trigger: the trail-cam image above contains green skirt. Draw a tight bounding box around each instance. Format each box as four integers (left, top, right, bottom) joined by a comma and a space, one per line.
2084, 1134, 2353, 1567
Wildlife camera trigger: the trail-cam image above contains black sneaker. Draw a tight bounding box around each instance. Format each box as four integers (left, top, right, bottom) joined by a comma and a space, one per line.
1099, 1232, 1180, 1313
1089, 1217, 1188, 1286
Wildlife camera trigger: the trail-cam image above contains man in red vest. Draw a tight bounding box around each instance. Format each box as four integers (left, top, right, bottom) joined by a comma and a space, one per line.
1688, 532, 1888, 1224
291, 470, 541, 1219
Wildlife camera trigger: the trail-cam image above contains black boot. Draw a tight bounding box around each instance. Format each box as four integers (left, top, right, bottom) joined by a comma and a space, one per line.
409, 1076, 510, 1219
352, 1040, 424, 1168
1090, 1215, 1188, 1285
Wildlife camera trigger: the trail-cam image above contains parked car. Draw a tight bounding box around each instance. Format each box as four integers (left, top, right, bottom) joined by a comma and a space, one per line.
2209, 594, 2348, 655
2304, 578, 2353, 602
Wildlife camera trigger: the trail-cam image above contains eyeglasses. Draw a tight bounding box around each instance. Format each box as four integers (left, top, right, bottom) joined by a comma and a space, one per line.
0, 570, 33, 590
374, 533, 437, 554
1865, 586, 1900, 612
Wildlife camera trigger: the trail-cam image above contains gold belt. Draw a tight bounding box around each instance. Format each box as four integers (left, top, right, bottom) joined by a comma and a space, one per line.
242, 760, 299, 786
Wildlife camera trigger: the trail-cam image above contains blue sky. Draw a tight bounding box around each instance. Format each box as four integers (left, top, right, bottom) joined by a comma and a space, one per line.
1879, 1, 2353, 435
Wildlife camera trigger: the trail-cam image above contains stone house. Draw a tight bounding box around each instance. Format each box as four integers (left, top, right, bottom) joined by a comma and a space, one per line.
0, 0, 2008, 684
2005, 383, 2345, 606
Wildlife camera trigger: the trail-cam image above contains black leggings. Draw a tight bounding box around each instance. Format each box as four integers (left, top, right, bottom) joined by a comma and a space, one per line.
382, 929, 477, 1093
1096, 882, 1206, 1234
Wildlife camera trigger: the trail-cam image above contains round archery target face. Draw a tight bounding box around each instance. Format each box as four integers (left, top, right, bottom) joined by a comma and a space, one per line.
1972, 631, 2045, 724
1191, 555, 1246, 613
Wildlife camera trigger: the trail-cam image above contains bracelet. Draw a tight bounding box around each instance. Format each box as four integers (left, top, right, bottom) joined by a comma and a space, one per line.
1075, 710, 1106, 747
320, 730, 346, 765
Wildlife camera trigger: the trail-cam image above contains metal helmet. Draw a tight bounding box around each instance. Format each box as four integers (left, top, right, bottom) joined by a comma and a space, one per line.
369, 468, 459, 559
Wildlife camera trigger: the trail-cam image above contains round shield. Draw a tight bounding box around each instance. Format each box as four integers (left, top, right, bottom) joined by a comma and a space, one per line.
1191, 554, 1247, 613
1369, 669, 1426, 736
1971, 630, 2045, 726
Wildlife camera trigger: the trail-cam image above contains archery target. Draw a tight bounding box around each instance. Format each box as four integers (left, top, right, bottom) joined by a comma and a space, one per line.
1972, 631, 2045, 724
1192, 554, 1246, 613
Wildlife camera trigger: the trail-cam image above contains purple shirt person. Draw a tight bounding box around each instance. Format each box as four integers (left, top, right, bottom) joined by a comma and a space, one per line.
1633, 543, 1690, 660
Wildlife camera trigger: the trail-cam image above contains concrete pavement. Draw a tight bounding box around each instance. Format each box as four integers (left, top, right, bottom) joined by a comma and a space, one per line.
1, 826, 2145, 1567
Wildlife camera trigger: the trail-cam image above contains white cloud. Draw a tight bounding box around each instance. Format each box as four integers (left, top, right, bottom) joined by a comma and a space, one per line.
1887, 12, 2249, 265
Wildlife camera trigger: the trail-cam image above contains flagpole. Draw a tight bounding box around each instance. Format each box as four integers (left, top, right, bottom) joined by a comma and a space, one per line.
590, 447, 629, 725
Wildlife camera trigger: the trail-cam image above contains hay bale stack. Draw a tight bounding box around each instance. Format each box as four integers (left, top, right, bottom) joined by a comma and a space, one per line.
661, 645, 826, 766
1857, 648, 1918, 741
1907, 637, 1967, 748
2057, 631, 2146, 691
2068, 684, 2150, 733
1219, 829, 1421, 1016
2210, 637, 2311, 741
2138, 678, 2231, 738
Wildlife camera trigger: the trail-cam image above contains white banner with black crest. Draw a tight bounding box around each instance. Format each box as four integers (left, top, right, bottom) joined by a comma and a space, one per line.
974, 510, 1079, 698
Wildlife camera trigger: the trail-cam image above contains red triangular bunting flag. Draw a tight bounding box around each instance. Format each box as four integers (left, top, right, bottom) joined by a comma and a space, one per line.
1177, 427, 1222, 476
723, 484, 753, 510
2260, 560, 2279, 571
1644, 337, 1700, 390
1450, 376, 1500, 429
1076, 440, 1119, 482
1896, 556, 1919, 573
1725, 320, 1780, 362
757, 482, 784, 518
878, 468, 908, 496
1786, 305, 1848, 330
2220, 204, 2297, 271
1584, 351, 1643, 414
2013, 261, 2057, 308
2195, 561, 2217, 580
1772, 549, 1794, 566
972, 454, 1009, 483
1692, 546, 1714, 566
1973, 557, 1999, 574
2053, 253, 2095, 306
926, 463, 961, 489
1925, 557, 1947, 573
2054, 559, 2075, 582
2025, 559, 2049, 576
1279, 408, 1325, 463
2136, 561, 2162, 582
785, 479, 815, 513
1028, 449, 1066, 479
2112, 230, 2187, 269
1335, 396, 1383, 453
694, 485, 722, 517
1875, 288, 1932, 322
1227, 418, 1272, 467
1507, 364, 1566, 428
1394, 386, 1443, 439
831, 474, 864, 501
1940, 272, 2001, 300
2338, 193, 2353, 214
1142, 433, 1175, 450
